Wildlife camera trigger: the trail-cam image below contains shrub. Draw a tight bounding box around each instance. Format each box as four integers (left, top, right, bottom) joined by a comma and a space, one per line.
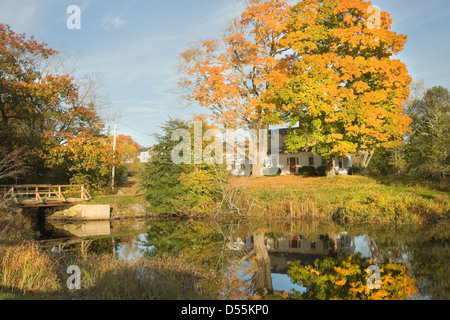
316, 166, 327, 177
298, 166, 317, 177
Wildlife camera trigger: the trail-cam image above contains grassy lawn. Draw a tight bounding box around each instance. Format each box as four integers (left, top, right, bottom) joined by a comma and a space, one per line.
89, 194, 147, 205
234, 175, 450, 224
89, 177, 147, 206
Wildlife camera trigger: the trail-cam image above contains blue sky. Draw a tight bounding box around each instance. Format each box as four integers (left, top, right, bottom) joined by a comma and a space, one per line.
1, 0, 449, 147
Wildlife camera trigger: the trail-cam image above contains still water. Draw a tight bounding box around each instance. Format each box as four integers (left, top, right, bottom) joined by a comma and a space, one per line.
36, 217, 449, 300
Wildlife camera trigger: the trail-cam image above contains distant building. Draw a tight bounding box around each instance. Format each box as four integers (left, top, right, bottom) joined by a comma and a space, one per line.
138, 148, 153, 163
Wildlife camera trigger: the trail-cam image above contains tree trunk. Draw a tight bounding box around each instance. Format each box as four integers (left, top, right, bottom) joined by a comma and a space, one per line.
361, 148, 376, 175
249, 123, 268, 178
251, 160, 264, 178
326, 157, 336, 178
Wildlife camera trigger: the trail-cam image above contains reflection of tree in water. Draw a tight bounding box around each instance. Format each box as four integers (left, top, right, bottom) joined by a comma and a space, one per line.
115, 236, 141, 260
361, 229, 450, 300
408, 238, 450, 300
142, 219, 274, 299
139, 219, 449, 300
143, 219, 226, 269
286, 253, 417, 300
251, 233, 274, 294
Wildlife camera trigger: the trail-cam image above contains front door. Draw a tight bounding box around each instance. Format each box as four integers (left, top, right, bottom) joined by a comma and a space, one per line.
290, 158, 297, 173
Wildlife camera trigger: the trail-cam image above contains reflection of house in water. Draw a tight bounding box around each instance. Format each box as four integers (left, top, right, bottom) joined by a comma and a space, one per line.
231, 233, 355, 274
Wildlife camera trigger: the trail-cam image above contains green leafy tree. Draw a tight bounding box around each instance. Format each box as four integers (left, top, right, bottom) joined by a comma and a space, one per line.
140, 119, 188, 214
406, 86, 450, 182
140, 118, 226, 215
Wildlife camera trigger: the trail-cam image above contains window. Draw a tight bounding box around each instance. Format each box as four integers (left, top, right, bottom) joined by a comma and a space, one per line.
321, 157, 327, 166
297, 158, 299, 165
309, 156, 314, 167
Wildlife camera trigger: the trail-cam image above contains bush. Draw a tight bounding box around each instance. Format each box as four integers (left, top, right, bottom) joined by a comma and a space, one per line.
348, 165, 365, 176
316, 166, 327, 177
298, 166, 317, 177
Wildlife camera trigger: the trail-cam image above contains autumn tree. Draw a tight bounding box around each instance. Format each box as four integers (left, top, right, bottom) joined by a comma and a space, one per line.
272, 0, 412, 177
45, 134, 116, 191
113, 134, 141, 164
178, 0, 291, 177
0, 24, 110, 187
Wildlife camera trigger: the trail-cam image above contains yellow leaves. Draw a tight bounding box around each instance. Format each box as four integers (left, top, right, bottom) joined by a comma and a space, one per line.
350, 284, 365, 295
368, 290, 389, 300
335, 279, 347, 286
311, 268, 320, 276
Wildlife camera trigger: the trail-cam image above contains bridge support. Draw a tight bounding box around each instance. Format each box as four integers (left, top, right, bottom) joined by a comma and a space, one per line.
47, 204, 111, 221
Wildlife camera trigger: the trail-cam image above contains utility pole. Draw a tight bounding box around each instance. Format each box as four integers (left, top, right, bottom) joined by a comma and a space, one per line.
111, 119, 117, 190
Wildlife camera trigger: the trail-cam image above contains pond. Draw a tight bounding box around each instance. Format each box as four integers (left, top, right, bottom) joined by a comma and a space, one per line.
36, 217, 449, 300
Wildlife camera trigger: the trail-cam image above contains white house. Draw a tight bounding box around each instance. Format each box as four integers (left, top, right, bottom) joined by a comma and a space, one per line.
224, 141, 253, 177
225, 128, 352, 177
266, 128, 352, 176
137, 148, 152, 163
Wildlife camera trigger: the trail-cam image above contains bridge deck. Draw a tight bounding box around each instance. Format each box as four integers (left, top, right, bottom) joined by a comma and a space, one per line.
0, 185, 92, 208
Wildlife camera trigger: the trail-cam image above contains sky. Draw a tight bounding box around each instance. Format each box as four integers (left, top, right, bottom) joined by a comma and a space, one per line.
0, 0, 449, 147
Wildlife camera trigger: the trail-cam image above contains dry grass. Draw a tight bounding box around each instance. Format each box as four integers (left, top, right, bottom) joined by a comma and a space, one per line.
0, 239, 217, 300
65, 254, 217, 300
0, 242, 60, 295
0, 211, 35, 245
232, 175, 450, 224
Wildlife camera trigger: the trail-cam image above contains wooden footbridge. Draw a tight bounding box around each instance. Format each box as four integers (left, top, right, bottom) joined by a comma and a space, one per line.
0, 185, 92, 208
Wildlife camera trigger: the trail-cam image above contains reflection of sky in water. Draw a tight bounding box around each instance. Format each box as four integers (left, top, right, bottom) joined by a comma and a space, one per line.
115, 232, 375, 294
353, 235, 371, 259
117, 234, 152, 261
272, 273, 306, 294
236, 261, 306, 294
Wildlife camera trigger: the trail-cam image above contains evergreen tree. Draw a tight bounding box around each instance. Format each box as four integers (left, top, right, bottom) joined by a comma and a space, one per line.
140, 118, 226, 215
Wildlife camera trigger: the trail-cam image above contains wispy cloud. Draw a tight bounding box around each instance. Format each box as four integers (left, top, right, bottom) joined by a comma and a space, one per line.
97, 1, 135, 31
98, 16, 127, 30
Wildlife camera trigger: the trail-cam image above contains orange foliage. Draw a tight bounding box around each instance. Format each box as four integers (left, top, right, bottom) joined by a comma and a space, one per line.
178, 0, 291, 131
274, 0, 412, 158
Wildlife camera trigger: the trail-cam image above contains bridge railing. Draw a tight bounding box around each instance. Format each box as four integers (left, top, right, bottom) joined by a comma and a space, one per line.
0, 185, 92, 204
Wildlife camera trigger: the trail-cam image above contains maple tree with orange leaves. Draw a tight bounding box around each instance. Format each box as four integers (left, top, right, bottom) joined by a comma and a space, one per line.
178, 0, 291, 177
271, 0, 412, 177
180, 0, 412, 178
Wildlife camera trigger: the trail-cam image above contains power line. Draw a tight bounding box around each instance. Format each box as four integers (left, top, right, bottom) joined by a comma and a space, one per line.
117, 121, 153, 138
